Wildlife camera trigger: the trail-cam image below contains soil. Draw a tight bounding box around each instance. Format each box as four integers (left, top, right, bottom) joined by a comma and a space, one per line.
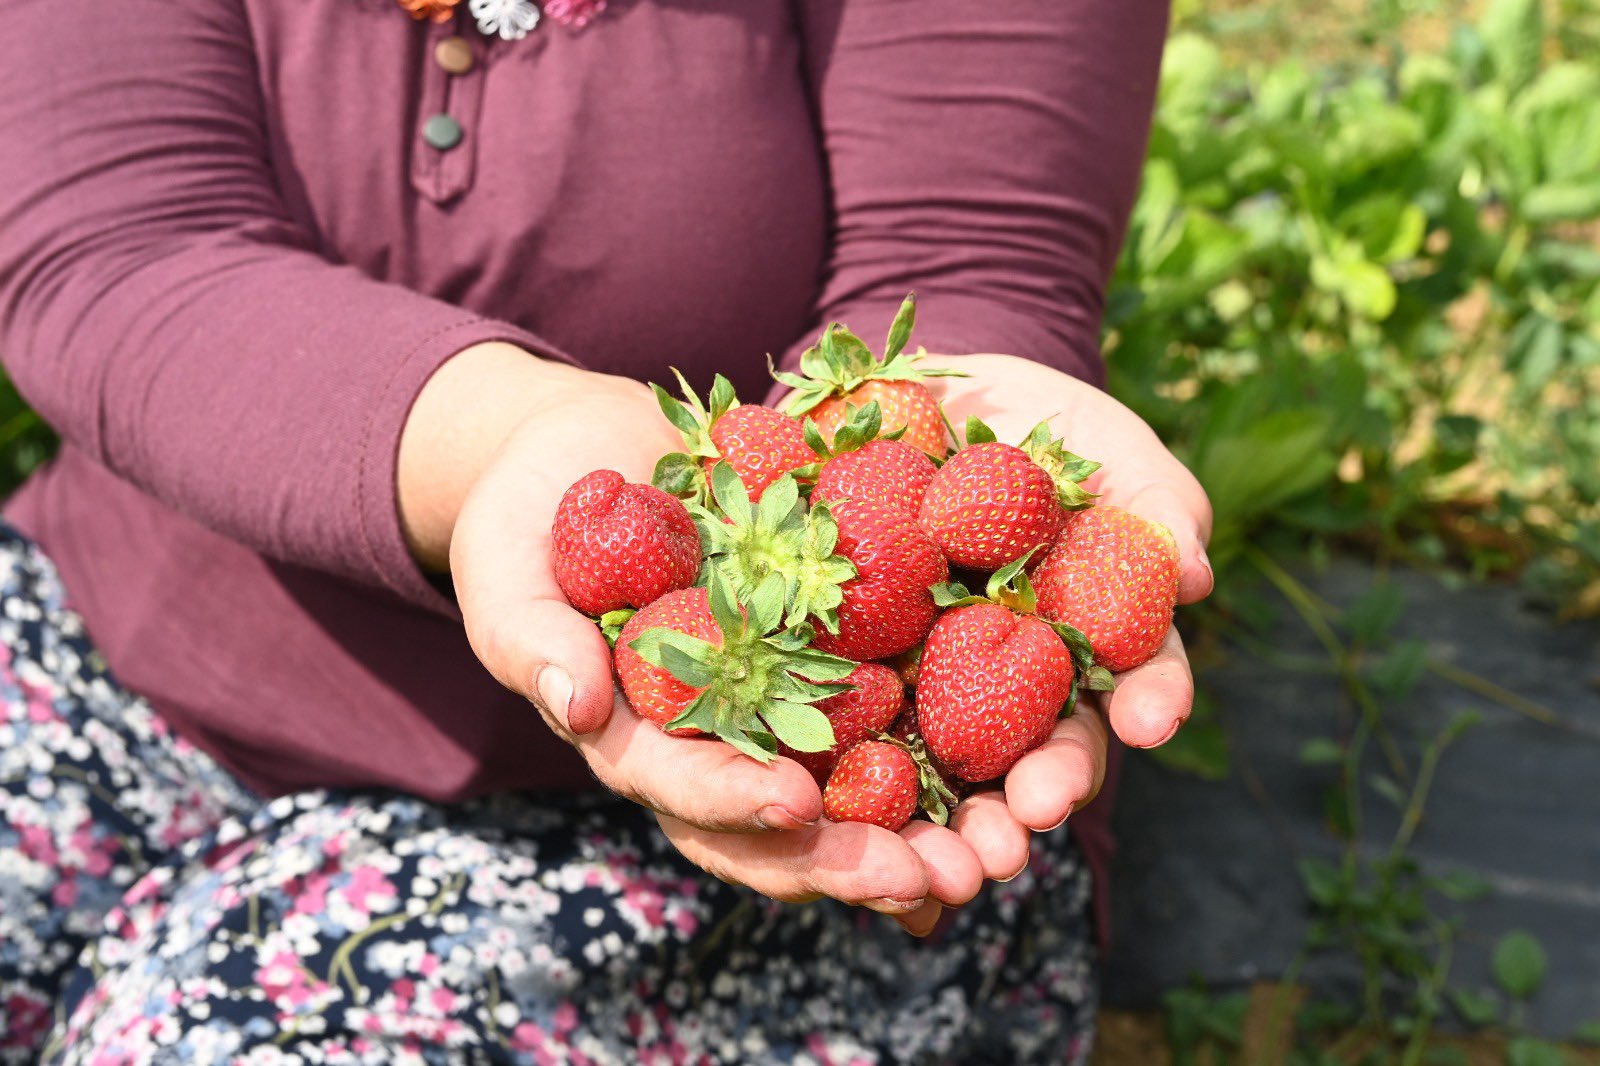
1094, 993, 1600, 1066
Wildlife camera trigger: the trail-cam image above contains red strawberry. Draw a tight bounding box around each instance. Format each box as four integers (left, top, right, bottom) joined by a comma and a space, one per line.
918, 442, 1062, 571
1032, 504, 1180, 673
823, 741, 920, 830
916, 601, 1076, 782
615, 577, 860, 760
780, 663, 904, 784
917, 420, 1099, 571
813, 438, 938, 519
614, 588, 722, 732
825, 739, 915, 832
811, 380, 948, 460
707, 404, 813, 502
775, 294, 963, 460
653, 372, 813, 503
552, 470, 701, 617
810, 498, 947, 662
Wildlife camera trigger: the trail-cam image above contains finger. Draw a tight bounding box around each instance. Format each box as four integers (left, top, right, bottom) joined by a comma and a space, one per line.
1003, 701, 1109, 831
948, 791, 1032, 882
892, 899, 946, 938
1104, 625, 1194, 749
659, 817, 931, 915
1108, 479, 1215, 605
465, 594, 617, 736
898, 822, 984, 906
578, 702, 825, 832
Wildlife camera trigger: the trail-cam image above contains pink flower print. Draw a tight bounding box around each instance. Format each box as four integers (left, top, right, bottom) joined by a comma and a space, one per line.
543, 0, 606, 27
553, 1001, 578, 1035
342, 864, 397, 918
51, 874, 79, 907
15, 822, 57, 867
510, 1021, 546, 1052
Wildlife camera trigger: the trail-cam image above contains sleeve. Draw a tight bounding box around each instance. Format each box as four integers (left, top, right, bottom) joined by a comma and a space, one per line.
0, 0, 570, 608
780, 0, 1171, 387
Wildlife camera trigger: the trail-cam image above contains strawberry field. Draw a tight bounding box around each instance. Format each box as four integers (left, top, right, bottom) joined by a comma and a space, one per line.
0, 0, 1597, 1061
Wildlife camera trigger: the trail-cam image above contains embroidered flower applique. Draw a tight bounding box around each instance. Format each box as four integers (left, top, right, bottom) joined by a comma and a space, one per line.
543, 0, 607, 27
469, 0, 541, 39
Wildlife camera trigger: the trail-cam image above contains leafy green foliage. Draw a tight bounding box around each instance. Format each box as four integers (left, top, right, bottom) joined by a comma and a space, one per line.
1109, 0, 1600, 610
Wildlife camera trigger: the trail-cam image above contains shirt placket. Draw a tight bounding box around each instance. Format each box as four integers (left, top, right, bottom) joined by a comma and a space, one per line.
410, 16, 487, 205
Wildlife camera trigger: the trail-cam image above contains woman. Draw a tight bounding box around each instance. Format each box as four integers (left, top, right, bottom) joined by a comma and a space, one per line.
0, 0, 1209, 1060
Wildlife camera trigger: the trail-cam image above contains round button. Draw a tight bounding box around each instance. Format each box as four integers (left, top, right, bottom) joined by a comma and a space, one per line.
434, 35, 474, 75
422, 113, 463, 151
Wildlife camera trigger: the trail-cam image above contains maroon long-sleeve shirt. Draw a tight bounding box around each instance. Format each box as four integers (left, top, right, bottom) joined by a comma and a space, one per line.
0, 0, 1166, 934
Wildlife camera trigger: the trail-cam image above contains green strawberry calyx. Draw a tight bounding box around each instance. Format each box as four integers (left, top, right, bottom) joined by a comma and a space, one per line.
773, 293, 968, 418
930, 553, 1116, 714
692, 463, 857, 634
801, 400, 907, 460
628, 570, 860, 763
961, 416, 1101, 511
597, 609, 636, 648
650, 369, 738, 505
879, 732, 960, 827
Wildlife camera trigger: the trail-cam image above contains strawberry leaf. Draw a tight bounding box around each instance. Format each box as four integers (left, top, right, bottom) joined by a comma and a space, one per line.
707, 374, 738, 420
930, 580, 979, 607
665, 691, 721, 735
629, 629, 718, 688
597, 609, 635, 647
716, 722, 779, 763
964, 416, 998, 446
1086, 665, 1117, 692
802, 418, 831, 458
708, 461, 754, 527
761, 700, 837, 753
745, 573, 787, 636
775, 645, 858, 681
883, 292, 917, 363
652, 452, 705, 501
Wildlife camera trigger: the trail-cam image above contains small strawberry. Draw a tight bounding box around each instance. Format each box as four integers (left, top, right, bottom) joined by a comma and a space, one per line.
552, 470, 701, 618
823, 737, 957, 831
809, 497, 947, 662
808, 403, 939, 519
917, 418, 1099, 572
653, 372, 814, 504
780, 662, 905, 784
917, 558, 1112, 782
614, 575, 858, 760
1032, 504, 1180, 673
774, 294, 963, 459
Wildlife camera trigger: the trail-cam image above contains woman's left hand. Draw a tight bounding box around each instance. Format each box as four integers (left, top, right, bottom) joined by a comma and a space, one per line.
899, 352, 1214, 926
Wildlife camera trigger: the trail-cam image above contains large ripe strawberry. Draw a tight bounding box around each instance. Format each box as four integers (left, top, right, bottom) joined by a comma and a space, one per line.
823, 738, 956, 831
917, 558, 1111, 782
917, 419, 1099, 571
779, 662, 904, 784
552, 470, 700, 617
1032, 504, 1180, 673
813, 439, 938, 520
774, 294, 962, 459
615, 575, 858, 760
653, 372, 813, 503
810, 498, 947, 662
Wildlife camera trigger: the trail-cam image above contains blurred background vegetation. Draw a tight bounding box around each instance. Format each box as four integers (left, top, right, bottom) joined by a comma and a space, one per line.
1098, 0, 1600, 1062
0, 0, 1596, 1061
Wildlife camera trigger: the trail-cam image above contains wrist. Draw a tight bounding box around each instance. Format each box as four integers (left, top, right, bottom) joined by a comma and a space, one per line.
398, 341, 587, 571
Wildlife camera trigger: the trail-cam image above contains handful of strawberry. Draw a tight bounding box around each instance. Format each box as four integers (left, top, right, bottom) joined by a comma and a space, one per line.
550, 295, 1182, 832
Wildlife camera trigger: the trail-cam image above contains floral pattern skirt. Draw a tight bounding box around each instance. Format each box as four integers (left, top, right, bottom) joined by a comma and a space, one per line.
0, 522, 1097, 1065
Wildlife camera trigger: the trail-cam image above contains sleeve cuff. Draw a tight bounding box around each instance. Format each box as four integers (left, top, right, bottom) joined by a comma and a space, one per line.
357, 316, 577, 614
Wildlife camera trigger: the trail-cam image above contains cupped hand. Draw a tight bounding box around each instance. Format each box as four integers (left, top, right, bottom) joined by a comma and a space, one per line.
445, 362, 982, 930
923, 353, 1214, 881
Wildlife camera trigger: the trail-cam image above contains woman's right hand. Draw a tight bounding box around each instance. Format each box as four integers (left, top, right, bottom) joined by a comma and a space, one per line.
414, 347, 981, 931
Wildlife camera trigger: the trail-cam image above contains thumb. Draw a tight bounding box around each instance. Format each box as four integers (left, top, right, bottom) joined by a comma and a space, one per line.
466, 595, 617, 736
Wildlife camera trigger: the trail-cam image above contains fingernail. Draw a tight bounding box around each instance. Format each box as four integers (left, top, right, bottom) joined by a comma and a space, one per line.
1043, 803, 1076, 834
897, 910, 941, 938
997, 859, 1030, 883
535, 666, 573, 721
755, 805, 814, 831
866, 897, 926, 915
1136, 718, 1184, 749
